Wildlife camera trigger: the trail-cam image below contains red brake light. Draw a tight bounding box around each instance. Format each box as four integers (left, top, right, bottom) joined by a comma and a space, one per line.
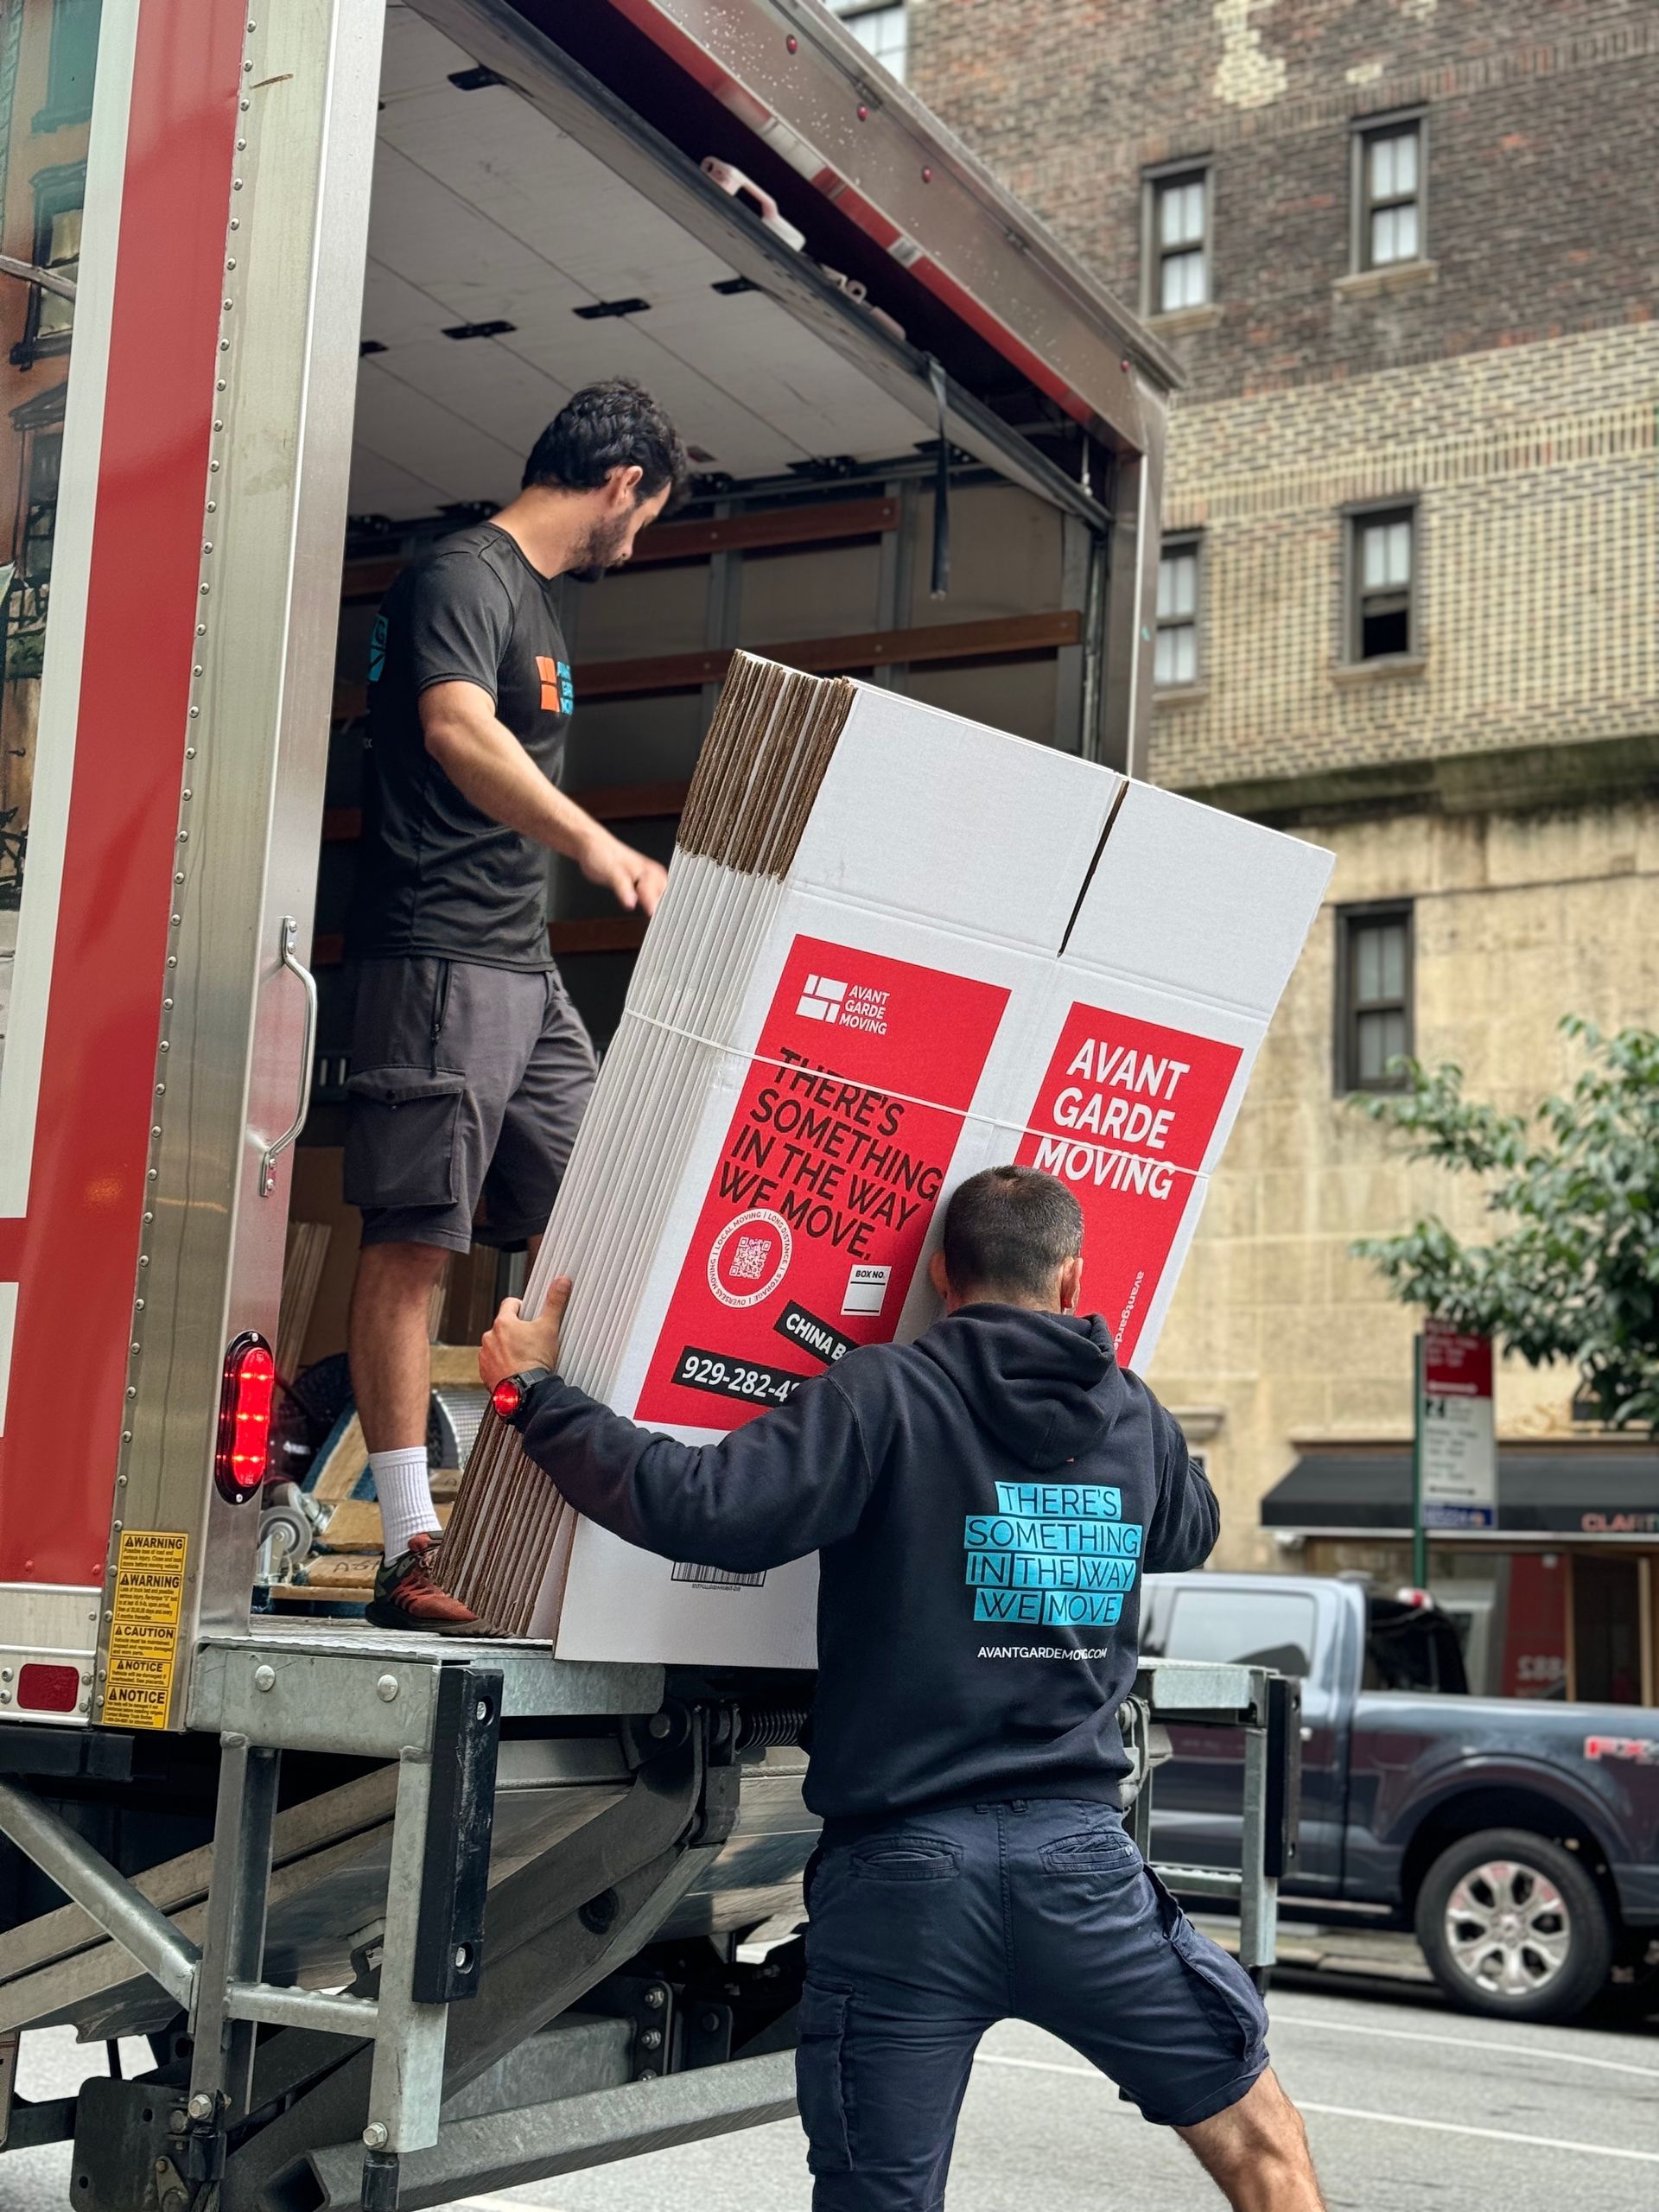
18, 1662, 81, 1713
215, 1332, 276, 1503
491, 1377, 522, 1421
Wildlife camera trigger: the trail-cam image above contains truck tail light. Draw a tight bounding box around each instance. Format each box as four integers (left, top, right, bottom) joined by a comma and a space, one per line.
17, 1663, 81, 1713
216, 1332, 276, 1503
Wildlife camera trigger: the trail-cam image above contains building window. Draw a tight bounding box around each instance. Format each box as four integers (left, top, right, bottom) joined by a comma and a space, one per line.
1355, 116, 1423, 270
1154, 534, 1201, 687
1146, 167, 1210, 314
22, 429, 62, 586
826, 0, 906, 83
11, 162, 83, 366
34, 0, 102, 133
1337, 904, 1413, 1092
1347, 504, 1416, 661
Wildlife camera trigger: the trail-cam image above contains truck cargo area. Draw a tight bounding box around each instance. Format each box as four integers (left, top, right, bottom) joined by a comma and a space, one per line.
0, 8, 1223, 2209
273, 0, 1135, 1612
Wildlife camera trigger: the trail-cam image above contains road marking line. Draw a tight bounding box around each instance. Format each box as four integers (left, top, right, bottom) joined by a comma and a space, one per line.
1268, 2008, 1659, 2080
974, 2054, 1659, 2164
1292, 2101, 1659, 2164
460, 2196, 568, 2211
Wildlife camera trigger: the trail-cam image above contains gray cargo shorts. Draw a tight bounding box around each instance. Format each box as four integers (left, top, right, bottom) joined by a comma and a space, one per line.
344, 957, 597, 1253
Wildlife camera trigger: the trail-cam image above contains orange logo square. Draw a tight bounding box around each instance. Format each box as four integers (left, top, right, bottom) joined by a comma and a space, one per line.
536, 654, 559, 712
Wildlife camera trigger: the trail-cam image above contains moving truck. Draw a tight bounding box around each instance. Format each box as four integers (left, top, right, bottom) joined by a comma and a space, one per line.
0, 5, 1296, 2206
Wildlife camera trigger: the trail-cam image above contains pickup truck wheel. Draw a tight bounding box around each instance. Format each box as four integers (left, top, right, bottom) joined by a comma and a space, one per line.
1415, 1827, 1612, 2023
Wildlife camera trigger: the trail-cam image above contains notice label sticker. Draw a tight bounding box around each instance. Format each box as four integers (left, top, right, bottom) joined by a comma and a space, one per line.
103, 1529, 188, 1731
637, 937, 1007, 1429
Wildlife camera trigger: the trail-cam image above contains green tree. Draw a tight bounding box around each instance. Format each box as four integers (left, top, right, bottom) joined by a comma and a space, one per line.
1351, 1018, 1659, 1428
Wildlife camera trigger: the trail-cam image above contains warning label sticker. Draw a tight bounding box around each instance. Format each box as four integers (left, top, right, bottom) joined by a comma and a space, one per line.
637, 937, 1007, 1430
1014, 1004, 1241, 1367
103, 1529, 188, 1730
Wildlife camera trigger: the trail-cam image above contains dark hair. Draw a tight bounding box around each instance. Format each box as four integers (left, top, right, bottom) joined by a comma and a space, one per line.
523, 378, 688, 503
940, 1166, 1084, 1302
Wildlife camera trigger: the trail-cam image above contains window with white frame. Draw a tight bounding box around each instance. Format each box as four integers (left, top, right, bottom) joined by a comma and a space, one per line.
827, 0, 906, 83
1154, 535, 1201, 686
1355, 118, 1423, 270
1348, 505, 1416, 661
1147, 168, 1210, 314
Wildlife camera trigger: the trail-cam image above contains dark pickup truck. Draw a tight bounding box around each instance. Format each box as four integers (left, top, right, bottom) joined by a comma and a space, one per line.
1141, 1572, 1659, 2022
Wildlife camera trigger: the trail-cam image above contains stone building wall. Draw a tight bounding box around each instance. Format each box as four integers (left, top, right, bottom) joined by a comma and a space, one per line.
1151, 796, 1659, 1566
908, 0, 1659, 1570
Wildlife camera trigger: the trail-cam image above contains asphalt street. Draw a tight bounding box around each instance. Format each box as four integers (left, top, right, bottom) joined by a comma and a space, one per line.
4, 1976, 1656, 2212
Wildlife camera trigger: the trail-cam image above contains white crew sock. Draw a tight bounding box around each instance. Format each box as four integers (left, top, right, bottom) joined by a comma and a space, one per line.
371, 1447, 441, 1564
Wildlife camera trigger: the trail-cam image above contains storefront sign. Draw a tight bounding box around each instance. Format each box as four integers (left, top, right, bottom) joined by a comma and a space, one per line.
1419, 1322, 1496, 1530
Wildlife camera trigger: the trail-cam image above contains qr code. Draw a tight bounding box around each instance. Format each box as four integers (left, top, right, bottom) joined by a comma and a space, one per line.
728, 1236, 771, 1281
671, 1562, 766, 1590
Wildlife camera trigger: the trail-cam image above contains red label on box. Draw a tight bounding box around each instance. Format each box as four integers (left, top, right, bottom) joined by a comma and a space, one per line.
1014, 1002, 1242, 1365
636, 937, 1008, 1429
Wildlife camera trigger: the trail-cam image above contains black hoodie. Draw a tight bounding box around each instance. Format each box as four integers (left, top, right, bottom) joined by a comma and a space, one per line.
512, 1305, 1217, 1824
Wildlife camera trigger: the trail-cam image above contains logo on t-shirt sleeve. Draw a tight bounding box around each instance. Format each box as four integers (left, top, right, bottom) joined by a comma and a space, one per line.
537, 655, 575, 715
368, 612, 388, 686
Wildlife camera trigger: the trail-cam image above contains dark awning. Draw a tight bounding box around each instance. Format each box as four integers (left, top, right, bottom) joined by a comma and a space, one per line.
1262, 1446, 1659, 1539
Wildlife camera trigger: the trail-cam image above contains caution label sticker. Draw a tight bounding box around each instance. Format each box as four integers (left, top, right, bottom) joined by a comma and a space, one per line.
103, 1529, 188, 1730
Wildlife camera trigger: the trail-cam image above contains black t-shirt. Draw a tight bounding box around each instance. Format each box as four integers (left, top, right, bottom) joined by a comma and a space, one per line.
347, 523, 574, 969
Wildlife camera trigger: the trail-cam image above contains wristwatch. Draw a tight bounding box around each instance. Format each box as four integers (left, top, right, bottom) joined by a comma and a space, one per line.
490, 1366, 553, 1424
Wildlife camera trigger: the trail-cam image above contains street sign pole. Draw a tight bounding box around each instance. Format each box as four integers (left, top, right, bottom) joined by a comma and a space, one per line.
1411, 1332, 1427, 1590
1416, 1320, 1497, 1584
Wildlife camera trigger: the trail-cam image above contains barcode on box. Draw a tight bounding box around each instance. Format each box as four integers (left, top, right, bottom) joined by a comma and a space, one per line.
671, 1562, 766, 1590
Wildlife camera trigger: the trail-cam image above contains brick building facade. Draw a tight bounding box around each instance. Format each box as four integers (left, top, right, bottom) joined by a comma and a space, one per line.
909, 0, 1659, 1700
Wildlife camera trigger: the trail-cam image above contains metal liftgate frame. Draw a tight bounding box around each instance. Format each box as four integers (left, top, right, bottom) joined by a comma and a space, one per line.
1125, 1658, 1305, 1981
0, 1649, 1298, 2210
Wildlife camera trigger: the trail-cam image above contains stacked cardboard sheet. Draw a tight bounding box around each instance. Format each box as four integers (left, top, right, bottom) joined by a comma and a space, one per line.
439, 652, 1332, 1664
276, 1220, 331, 1382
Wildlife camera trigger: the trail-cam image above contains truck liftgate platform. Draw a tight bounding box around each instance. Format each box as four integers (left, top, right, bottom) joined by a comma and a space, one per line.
0, 1641, 1299, 2210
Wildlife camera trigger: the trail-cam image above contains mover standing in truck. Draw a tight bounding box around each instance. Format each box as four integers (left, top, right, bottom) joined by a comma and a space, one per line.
479, 1166, 1325, 2211
346, 378, 687, 1632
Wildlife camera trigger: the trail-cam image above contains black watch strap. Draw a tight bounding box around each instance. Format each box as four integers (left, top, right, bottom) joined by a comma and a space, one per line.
492, 1365, 553, 1424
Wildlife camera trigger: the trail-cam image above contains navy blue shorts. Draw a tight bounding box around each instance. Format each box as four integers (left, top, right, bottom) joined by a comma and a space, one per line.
798, 1798, 1269, 2212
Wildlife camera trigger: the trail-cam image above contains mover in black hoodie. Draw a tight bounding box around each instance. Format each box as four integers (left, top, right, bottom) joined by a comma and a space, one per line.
483, 1166, 1321, 2209
493, 1255, 1216, 1828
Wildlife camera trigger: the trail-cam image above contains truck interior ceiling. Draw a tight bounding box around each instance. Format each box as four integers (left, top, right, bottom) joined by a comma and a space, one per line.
275, 2, 1116, 1600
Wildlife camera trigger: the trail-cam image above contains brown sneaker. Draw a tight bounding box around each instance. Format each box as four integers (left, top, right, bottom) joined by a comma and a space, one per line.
365, 1532, 480, 1635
